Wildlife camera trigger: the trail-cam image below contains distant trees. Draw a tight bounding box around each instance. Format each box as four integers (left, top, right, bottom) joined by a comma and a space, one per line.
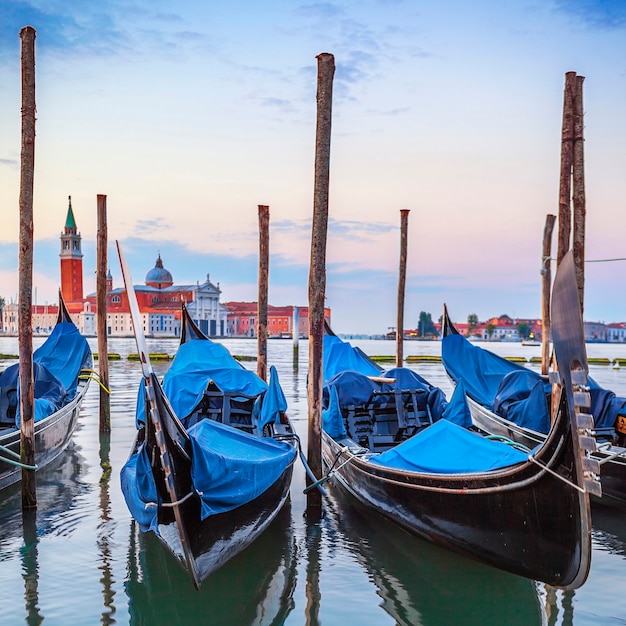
517, 322, 530, 339
467, 313, 478, 337
417, 311, 437, 337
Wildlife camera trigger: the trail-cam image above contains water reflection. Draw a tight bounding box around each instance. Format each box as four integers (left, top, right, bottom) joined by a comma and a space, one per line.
125, 499, 297, 625
22, 509, 41, 626
591, 503, 626, 558
0, 442, 90, 624
98, 431, 116, 625
322, 484, 545, 626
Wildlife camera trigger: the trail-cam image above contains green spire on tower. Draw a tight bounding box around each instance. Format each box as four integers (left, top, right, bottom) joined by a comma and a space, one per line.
65, 195, 77, 229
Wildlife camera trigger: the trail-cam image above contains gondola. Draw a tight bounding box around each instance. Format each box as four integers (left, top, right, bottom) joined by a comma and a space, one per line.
117, 243, 297, 589
0, 293, 92, 491
321, 252, 599, 588
441, 299, 626, 511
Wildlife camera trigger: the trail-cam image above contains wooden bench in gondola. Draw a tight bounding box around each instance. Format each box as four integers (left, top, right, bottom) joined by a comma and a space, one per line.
345, 387, 433, 452
190, 382, 261, 436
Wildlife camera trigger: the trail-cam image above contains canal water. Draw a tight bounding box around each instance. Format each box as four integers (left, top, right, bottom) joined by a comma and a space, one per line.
0, 336, 624, 625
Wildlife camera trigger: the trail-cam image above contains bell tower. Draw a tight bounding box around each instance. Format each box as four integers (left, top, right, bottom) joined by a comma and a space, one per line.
60, 196, 84, 305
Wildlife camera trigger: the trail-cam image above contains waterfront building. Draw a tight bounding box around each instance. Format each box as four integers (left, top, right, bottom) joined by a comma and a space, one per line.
226, 302, 331, 338
607, 323, 626, 343
58, 199, 229, 337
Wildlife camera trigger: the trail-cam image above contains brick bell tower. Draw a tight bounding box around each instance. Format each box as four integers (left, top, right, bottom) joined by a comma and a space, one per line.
59, 196, 84, 306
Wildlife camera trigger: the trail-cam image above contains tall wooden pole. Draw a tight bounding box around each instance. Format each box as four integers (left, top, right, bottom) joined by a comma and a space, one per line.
572, 74, 586, 316
18, 25, 37, 509
307, 52, 334, 515
292, 306, 299, 370
396, 209, 409, 367
541, 214, 556, 375
556, 71, 576, 266
96, 195, 110, 432
257, 204, 269, 382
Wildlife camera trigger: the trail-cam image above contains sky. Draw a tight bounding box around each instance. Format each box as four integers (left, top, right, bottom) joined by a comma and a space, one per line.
0, 1, 625, 335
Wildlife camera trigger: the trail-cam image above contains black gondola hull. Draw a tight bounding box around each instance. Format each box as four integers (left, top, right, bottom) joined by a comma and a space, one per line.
442, 305, 626, 509
156, 462, 295, 583
0, 383, 88, 491
322, 408, 591, 589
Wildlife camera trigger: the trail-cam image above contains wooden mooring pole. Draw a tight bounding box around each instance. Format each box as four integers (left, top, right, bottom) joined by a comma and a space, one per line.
292, 306, 299, 370
307, 52, 335, 516
18, 25, 37, 509
257, 205, 269, 382
541, 214, 556, 375
396, 209, 409, 367
96, 194, 111, 432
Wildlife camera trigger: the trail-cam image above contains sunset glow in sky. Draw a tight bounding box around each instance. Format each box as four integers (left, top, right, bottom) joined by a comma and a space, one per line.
1, 1, 625, 334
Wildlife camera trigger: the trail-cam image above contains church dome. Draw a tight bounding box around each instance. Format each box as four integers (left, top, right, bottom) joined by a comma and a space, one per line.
145, 253, 173, 288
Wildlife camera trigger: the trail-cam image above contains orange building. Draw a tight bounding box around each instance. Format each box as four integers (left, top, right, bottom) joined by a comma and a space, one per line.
226, 302, 331, 338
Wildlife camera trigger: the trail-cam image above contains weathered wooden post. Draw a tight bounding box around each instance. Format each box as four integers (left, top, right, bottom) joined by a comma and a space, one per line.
557, 71, 576, 266
307, 52, 334, 515
97, 194, 111, 432
396, 209, 410, 367
572, 74, 586, 315
541, 214, 556, 375
257, 204, 269, 382
292, 306, 299, 370
18, 26, 37, 509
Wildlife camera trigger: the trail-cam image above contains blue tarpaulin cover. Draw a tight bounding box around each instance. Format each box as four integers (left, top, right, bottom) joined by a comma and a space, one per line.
121, 419, 296, 531
136, 339, 269, 426
323, 334, 382, 383
120, 444, 159, 533
442, 331, 626, 433
0, 321, 90, 424
371, 418, 528, 473
124, 330, 295, 531
441, 379, 474, 428
322, 385, 348, 439
189, 418, 296, 519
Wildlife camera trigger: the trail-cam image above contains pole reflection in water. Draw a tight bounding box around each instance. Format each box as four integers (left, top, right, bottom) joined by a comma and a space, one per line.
125, 499, 297, 625
0, 441, 87, 623
98, 431, 116, 625
21, 508, 41, 626
304, 519, 322, 625
322, 483, 544, 626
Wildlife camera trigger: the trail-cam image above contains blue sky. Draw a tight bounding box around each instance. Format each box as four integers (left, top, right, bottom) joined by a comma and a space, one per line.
1, 1, 625, 334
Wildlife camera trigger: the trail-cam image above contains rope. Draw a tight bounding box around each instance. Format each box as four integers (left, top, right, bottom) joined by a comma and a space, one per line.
526, 454, 585, 494
145, 490, 195, 508
485, 434, 532, 453
0, 444, 38, 470
543, 256, 626, 264
78, 369, 111, 394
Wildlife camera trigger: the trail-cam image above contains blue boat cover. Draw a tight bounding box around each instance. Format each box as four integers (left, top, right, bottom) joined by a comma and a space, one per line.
189, 418, 296, 519
441, 379, 474, 428
120, 444, 159, 533
121, 414, 296, 532
371, 418, 529, 473
136, 339, 269, 426
1, 321, 90, 424
322, 385, 348, 439
323, 334, 382, 383
33, 321, 91, 395
442, 331, 626, 433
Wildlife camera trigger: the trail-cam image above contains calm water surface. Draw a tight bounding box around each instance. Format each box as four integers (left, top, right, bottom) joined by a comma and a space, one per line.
0, 337, 625, 625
